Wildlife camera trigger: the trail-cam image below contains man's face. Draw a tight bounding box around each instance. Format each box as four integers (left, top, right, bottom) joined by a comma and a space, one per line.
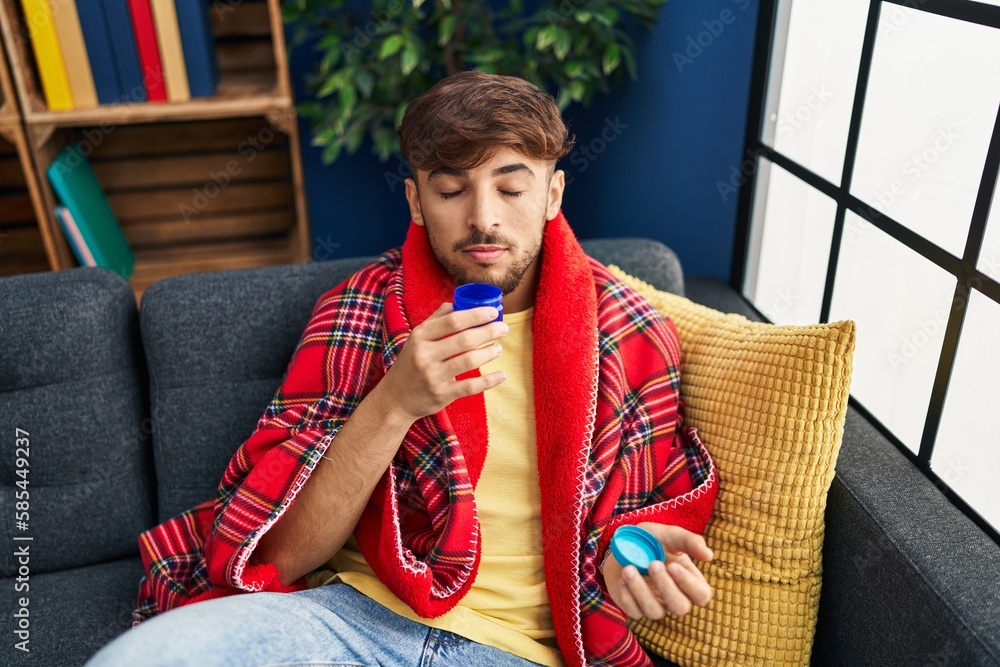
404, 147, 565, 302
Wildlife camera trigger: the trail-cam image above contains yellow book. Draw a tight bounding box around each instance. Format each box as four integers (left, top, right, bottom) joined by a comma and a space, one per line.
149, 0, 190, 102
48, 0, 98, 108
18, 0, 74, 110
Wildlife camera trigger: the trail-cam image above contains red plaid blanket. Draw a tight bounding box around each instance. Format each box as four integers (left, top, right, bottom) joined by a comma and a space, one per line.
132, 210, 718, 666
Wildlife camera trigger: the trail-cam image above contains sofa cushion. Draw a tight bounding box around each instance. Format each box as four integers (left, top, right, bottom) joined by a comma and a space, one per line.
685, 276, 1000, 666
0, 268, 154, 574
140, 238, 685, 522
609, 267, 856, 667
2, 556, 145, 666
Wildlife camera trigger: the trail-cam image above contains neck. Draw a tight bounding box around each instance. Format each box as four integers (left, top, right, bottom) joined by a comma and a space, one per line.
502, 253, 541, 314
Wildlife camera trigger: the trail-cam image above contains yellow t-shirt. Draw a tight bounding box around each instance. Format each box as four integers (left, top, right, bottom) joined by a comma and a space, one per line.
306, 306, 565, 667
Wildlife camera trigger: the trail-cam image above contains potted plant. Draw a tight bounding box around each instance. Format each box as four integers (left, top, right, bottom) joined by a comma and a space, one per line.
284, 0, 667, 165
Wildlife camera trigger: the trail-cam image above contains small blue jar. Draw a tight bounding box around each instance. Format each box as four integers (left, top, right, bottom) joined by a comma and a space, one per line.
453, 283, 504, 323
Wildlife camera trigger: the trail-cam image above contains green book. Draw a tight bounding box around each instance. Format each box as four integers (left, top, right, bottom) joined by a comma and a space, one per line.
47, 142, 134, 279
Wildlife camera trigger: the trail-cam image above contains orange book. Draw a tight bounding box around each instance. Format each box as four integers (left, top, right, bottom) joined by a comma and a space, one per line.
49, 0, 98, 108
148, 0, 189, 102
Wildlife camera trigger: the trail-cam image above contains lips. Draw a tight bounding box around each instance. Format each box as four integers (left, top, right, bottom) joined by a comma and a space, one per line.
464, 247, 506, 262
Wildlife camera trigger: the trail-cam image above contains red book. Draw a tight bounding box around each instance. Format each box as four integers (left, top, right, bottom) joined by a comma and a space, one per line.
126, 0, 167, 102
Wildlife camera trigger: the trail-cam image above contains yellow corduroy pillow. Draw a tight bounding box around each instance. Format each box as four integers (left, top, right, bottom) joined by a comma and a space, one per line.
607, 265, 856, 667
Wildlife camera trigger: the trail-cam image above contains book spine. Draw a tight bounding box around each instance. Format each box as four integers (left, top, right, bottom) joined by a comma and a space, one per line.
175, 0, 218, 98
48, 0, 99, 108
54, 205, 97, 267
149, 0, 190, 102
17, 0, 74, 110
100, 0, 147, 102
126, 0, 167, 101
74, 0, 123, 104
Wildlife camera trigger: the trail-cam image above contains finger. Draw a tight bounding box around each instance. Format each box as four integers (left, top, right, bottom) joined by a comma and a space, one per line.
444, 341, 503, 377
666, 560, 712, 607
641, 523, 714, 562
421, 306, 501, 341
437, 320, 508, 360
451, 370, 506, 400
647, 560, 692, 616
614, 574, 644, 620
623, 567, 665, 620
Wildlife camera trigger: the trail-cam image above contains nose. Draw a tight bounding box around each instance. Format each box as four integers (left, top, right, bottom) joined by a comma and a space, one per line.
467, 188, 501, 234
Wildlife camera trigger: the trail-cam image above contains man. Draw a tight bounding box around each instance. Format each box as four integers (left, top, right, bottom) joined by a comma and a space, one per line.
87, 71, 718, 667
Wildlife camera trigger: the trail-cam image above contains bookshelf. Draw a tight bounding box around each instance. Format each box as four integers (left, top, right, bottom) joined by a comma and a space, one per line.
0, 0, 311, 300
0, 18, 52, 277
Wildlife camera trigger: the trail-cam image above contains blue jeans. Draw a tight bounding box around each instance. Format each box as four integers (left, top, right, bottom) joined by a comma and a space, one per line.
86, 582, 548, 667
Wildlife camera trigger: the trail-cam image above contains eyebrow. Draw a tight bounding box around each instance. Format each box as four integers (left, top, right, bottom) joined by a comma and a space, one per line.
426, 162, 536, 183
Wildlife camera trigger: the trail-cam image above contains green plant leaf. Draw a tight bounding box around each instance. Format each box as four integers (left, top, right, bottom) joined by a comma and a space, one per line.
345, 124, 365, 153
355, 69, 375, 99
556, 87, 572, 110
322, 141, 343, 165
394, 102, 408, 128
536, 25, 558, 51
602, 42, 621, 76
573, 10, 592, 23
315, 69, 348, 98
310, 126, 335, 147
568, 80, 585, 102
401, 45, 420, 75
597, 6, 620, 26
438, 14, 457, 46
553, 27, 571, 61
339, 84, 357, 115
374, 127, 396, 160
564, 60, 584, 79
378, 34, 406, 60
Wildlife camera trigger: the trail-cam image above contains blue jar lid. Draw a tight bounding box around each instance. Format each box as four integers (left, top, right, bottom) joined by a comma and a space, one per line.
610, 525, 666, 577
453, 283, 503, 322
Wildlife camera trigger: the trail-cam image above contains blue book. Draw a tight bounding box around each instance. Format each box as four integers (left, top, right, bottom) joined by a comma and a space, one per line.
175, 0, 219, 98
101, 0, 147, 102
75, 0, 122, 104
48, 143, 135, 279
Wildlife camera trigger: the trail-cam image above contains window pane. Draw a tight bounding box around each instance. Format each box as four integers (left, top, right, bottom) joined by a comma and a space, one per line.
750, 160, 836, 324
932, 290, 1000, 532
850, 6, 1000, 257
828, 212, 957, 452
979, 173, 1000, 282
762, 0, 868, 184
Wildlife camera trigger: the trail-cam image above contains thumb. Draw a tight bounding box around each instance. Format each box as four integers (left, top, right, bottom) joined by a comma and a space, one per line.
639, 522, 714, 562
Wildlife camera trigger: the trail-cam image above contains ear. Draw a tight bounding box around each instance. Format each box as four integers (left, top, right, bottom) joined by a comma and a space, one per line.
404, 177, 425, 226
545, 168, 566, 220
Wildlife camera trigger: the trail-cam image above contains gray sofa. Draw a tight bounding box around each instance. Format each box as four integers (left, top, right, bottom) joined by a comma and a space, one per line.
1, 238, 998, 667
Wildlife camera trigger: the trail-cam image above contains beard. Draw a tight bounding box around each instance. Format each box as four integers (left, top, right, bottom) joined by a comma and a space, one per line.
425, 216, 545, 295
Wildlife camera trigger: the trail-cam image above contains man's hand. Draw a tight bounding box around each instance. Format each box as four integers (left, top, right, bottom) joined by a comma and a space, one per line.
382, 302, 509, 422
602, 522, 714, 620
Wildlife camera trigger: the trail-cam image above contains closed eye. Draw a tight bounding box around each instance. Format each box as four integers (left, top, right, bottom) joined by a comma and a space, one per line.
438, 190, 524, 200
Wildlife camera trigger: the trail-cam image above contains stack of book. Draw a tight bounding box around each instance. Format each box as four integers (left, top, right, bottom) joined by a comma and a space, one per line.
19, 0, 219, 110
47, 142, 134, 279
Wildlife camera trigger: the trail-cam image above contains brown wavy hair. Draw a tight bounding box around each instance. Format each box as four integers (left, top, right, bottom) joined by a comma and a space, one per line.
398, 71, 575, 176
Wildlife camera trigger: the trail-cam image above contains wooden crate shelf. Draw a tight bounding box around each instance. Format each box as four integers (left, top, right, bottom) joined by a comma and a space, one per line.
0, 0, 310, 297
0, 123, 53, 276
0, 0, 291, 126
130, 235, 295, 301
27, 114, 310, 298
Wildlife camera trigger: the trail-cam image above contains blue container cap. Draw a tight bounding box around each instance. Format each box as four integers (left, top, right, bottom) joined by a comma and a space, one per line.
610, 525, 666, 576
453, 283, 503, 322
